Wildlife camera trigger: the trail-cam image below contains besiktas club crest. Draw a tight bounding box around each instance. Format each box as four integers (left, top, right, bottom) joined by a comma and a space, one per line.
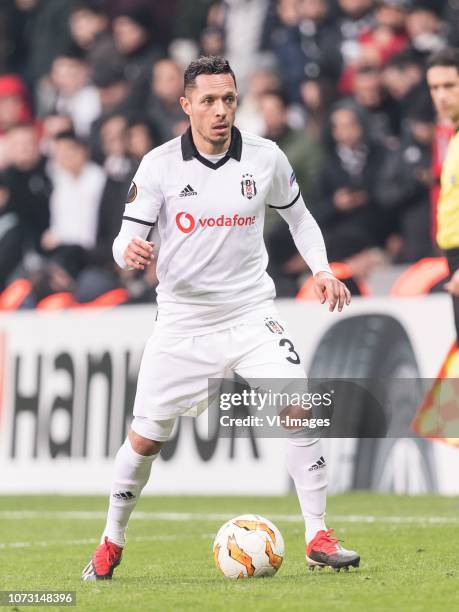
241, 174, 257, 199
264, 317, 284, 334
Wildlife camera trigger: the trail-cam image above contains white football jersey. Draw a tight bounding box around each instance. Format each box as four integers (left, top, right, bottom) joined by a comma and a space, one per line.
117, 127, 325, 334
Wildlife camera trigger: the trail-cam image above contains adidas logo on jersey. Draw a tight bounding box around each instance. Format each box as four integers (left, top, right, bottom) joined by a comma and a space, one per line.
308, 456, 326, 471
179, 184, 197, 197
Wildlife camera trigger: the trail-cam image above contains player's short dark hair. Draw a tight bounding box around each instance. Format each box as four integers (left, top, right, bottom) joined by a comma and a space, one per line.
426, 48, 459, 73
184, 56, 236, 92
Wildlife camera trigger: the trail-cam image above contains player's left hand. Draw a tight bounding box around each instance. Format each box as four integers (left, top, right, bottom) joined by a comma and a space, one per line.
444, 269, 459, 296
124, 237, 155, 270
313, 271, 351, 312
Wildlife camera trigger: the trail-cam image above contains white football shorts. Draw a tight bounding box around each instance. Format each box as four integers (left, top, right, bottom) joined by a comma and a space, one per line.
131, 303, 308, 436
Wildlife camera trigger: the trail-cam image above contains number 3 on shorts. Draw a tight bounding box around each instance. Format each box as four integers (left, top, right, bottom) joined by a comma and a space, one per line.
279, 338, 301, 364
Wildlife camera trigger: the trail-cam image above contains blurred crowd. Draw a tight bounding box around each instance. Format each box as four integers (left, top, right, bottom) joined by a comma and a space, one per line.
0, 0, 458, 307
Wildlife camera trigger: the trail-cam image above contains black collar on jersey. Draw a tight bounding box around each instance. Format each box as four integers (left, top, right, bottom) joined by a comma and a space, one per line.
181, 126, 242, 169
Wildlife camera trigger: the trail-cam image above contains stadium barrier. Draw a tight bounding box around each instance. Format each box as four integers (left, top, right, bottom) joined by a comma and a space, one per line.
0, 295, 458, 495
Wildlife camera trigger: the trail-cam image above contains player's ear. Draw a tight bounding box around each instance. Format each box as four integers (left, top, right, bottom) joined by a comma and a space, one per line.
180, 95, 191, 117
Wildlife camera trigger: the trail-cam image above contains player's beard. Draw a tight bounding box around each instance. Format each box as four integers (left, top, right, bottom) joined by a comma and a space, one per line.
202, 125, 232, 150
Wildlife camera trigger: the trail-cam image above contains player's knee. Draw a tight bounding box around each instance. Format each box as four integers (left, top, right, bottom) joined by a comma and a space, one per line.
128, 429, 164, 455
279, 404, 311, 429
130, 416, 176, 455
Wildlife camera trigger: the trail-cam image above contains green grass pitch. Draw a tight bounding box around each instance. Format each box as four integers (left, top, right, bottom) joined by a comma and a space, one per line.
0, 494, 458, 612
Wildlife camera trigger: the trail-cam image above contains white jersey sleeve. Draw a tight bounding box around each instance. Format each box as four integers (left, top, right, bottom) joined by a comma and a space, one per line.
267, 146, 332, 276
112, 154, 164, 269
266, 146, 300, 209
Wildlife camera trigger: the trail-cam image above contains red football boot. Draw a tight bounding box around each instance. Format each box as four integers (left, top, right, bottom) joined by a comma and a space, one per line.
306, 529, 360, 572
81, 537, 123, 581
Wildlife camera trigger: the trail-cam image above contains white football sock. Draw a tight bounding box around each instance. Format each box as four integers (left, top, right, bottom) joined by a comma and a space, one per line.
286, 437, 328, 544
102, 437, 158, 547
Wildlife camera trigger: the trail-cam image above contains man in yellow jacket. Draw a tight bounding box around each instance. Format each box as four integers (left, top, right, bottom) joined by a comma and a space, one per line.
414, 49, 459, 446
427, 49, 459, 311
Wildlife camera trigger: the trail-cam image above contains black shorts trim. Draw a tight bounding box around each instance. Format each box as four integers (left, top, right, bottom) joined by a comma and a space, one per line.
268, 189, 301, 210
122, 215, 155, 227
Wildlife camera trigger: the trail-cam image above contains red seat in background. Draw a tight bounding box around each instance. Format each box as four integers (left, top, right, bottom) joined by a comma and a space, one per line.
0, 279, 32, 310
390, 257, 449, 297
74, 288, 129, 309
36, 288, 129, 310
36, 292, 76, 310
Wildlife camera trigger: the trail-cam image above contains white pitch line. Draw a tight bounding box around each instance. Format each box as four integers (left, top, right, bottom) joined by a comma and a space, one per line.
0, 511, 458, 524
0, 534, 180, 550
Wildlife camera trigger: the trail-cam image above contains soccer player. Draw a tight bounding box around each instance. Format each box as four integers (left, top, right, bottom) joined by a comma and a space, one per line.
82, 56, 360, 580
427, 49, 459, 322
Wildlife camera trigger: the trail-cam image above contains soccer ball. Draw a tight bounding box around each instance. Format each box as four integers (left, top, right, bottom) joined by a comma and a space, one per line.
213, 514, 284, 579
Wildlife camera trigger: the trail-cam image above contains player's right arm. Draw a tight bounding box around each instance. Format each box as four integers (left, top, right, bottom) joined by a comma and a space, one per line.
112, 154, 164, 270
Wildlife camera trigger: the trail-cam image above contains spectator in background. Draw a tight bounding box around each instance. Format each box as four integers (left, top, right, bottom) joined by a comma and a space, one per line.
298, 76, 335, 142
350, 63, 399, 143
199, 26, 225, 58
16, 0, 74, 86
127, 116, 158, 165
236, 68, 282, 134
267, 0, 303, 102
271, 0, 342, 102
45, 47, 101, 139
40, 112, 74, 159
406, 1, 446, 63
4, 124, 51, 255
0, 175, 21, 291
0, 76, 31, 128
99, 114, 132, 181
381, 51, 427, 132
223, 0, 271, 94
444, 0, 459, 47
68, 0, 112, 69
90, 66, 136, 163
147, 58, 188, 142
358, 0, 409, 65
94, 65, 134, 116
297, 0, 342, 82
378, 97, 436, 262
336, 0, 375, 87
102, 0, 178, 49
338, 0, 409, 95
42, 130, 106, 276
173, 0, 217, 43
0, 74, 32, 170
312, 100, 394, 259
111, 7, 164, 99
0, 2, 18, 74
